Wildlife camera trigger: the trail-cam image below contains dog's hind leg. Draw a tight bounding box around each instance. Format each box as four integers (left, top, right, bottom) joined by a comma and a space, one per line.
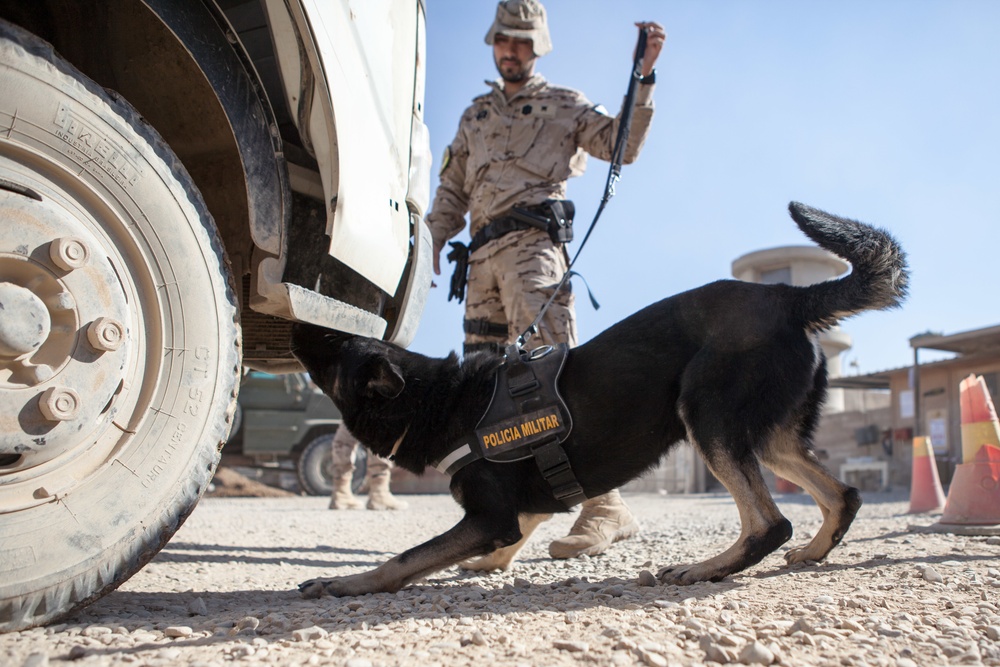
299, 510, 522, 598
759, 426, 862, 565
658, 440, 792, 585
460, 513, 553, 572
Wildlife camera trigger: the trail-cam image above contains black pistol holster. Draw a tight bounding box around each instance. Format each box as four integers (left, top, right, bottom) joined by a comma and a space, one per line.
510, 199, 575, 245
446, 241, 469, 303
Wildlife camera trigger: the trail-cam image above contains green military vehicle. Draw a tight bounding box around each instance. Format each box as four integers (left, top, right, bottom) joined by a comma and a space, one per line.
222, 371, 366, 497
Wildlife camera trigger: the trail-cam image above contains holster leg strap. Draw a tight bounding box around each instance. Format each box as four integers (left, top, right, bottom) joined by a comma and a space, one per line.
464, 318, 509, 338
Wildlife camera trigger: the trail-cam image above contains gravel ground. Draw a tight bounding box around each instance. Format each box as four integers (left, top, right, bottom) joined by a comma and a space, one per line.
4, 491, 999, 667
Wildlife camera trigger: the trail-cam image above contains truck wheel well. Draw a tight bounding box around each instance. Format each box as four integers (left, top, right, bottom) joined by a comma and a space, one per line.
0, 0, 256, 273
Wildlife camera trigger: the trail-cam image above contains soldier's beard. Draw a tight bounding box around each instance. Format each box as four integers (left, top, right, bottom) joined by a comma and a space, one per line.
496, 58, 529, 83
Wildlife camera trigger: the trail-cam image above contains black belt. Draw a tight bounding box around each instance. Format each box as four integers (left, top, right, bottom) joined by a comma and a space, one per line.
469, 204, 551, 254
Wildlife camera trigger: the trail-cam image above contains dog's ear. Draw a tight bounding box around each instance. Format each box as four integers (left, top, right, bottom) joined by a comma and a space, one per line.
364, 357, 405, 399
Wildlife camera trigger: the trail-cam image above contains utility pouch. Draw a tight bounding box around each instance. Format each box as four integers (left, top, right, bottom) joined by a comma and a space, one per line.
544, 199, 575, 245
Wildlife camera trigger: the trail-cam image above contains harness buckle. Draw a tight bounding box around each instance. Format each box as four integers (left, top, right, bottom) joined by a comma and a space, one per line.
541, 460, 571, 479
508, 377, 540, 397
552, 480, 586, 502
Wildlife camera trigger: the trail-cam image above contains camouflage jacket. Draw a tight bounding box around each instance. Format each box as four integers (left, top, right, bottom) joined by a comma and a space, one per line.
426, 73, 655, 249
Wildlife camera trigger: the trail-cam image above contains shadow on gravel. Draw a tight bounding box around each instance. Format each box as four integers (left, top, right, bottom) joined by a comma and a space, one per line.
68, 573, 744, 655
152, 542, 386, 568
773, 490, 911, 506
752, 550, 996, 581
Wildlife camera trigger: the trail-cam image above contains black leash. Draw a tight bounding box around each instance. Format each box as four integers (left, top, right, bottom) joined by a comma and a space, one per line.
516, 27, 649, 350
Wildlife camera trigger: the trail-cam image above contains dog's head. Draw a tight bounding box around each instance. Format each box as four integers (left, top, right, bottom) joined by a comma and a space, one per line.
291, 323, 409, 457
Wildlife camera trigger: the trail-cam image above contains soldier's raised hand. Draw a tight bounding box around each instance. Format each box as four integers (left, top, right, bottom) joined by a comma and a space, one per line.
635, 21, 666, 77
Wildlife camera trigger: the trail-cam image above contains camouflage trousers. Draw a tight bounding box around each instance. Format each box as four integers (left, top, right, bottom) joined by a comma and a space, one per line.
330, 424, 392, 479
464, 228, 577, 352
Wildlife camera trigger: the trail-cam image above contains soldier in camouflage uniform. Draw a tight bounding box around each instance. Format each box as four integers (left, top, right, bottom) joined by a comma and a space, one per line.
329, 424, 408, 511
426, 0, 665, 561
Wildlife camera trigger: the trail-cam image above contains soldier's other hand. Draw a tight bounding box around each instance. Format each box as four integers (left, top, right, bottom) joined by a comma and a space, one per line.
432, 239, 443, 276
634, 21, 666, 76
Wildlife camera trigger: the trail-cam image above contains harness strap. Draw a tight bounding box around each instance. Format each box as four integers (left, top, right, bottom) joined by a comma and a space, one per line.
434, 442, 478, 476
506, 356, 540, 397
531, 437, 587, 505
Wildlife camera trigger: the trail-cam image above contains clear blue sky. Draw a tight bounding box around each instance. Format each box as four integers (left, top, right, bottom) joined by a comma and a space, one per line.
408, 0, 999, 376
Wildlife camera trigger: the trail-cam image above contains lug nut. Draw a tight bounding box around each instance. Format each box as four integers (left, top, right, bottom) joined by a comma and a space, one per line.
50, 237, 90, 271
39, 386, 81, 421
87, 317, 126, 352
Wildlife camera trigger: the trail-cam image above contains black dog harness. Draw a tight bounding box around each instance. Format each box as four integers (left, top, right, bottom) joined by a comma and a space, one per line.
432, 344, 587, 507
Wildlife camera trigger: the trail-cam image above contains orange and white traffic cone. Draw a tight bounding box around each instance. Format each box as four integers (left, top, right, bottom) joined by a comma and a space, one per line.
937, 375, 1000, 528
907, 436, 946, 514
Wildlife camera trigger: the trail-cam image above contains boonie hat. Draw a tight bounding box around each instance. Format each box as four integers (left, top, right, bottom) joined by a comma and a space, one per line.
484, 0, 552, 57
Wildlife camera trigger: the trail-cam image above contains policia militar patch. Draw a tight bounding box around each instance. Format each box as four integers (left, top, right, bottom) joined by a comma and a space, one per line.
432, 344, 587, 506
478, 406, 565, 454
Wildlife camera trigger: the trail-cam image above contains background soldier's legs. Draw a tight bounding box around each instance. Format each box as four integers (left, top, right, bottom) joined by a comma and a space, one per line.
329, 425, 406, 511
366, 454, 408, 511
329, 426, 362, 510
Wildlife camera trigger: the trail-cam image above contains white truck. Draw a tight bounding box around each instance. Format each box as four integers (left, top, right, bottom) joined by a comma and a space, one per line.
0, 0, 431, 631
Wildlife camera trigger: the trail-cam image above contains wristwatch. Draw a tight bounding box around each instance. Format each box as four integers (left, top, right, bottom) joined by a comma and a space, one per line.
640, 69, 656, 85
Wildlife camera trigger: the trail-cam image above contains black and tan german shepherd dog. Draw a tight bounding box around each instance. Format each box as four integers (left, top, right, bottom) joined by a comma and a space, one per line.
291, 202, 908, 598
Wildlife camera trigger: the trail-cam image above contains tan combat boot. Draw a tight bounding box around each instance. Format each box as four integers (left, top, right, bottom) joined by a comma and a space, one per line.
329, 473, 363, 510
548, 489, 639, 558
366, 471, 408, 511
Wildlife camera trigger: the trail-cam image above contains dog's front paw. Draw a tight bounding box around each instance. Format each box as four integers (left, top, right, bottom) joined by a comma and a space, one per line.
783, 545, 822, 566
459, 551, 515, 572
298, 573, 379, 598
656, 563, 726, 586
298, 578, 331, 599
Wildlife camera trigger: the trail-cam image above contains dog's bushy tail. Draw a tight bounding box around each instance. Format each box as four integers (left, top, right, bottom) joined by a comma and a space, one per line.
788, 201, 908, 331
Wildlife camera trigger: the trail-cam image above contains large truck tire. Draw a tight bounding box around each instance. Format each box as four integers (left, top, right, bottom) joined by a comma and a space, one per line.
0, 21, 241, 632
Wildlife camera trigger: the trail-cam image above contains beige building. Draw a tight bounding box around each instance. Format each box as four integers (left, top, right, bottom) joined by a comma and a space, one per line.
833, 324, 1000, 487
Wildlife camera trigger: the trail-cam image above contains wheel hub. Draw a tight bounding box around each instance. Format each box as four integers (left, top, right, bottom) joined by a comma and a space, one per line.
0, 180, 132, 483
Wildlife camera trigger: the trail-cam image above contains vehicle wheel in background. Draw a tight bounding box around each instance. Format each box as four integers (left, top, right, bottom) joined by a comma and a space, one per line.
296, 431, 367, 497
